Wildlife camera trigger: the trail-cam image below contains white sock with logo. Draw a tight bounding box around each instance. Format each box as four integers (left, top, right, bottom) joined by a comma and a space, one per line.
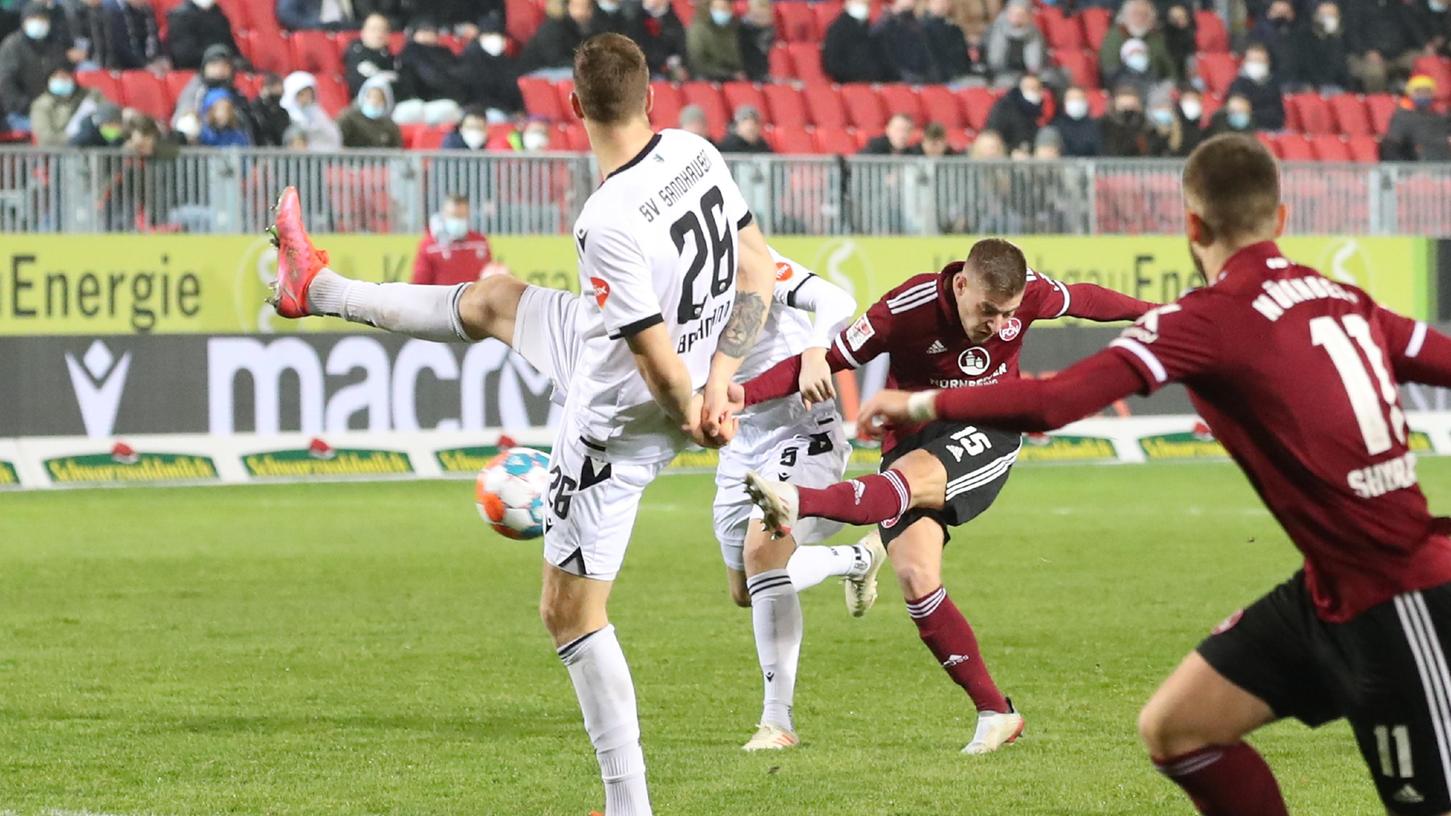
557, 624, 652, 816
786, 543, 870, 592
747, 569, 802, 731
305, 269, 471, 342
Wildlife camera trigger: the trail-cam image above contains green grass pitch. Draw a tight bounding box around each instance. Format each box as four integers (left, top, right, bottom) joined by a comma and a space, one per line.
6, 459, 1445, 815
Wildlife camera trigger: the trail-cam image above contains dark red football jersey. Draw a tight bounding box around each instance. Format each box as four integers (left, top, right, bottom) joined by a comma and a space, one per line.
1109, 241, 1451, 621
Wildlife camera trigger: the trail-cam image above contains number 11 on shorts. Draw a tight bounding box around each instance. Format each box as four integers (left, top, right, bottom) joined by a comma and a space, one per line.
1374, 723, 1414, 779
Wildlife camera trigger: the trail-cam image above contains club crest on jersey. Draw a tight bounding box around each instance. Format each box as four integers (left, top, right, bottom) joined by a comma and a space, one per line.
775, 261, 794, 282
958, 347, 992, 377
846, 315, 876, 351
590, 277, 611, 307
998, 318, 1023, 341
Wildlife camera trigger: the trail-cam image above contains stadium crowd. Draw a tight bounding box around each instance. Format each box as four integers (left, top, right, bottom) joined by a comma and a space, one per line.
0, 0, 1448, 160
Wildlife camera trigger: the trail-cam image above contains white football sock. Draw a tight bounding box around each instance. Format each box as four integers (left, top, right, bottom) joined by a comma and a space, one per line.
747, 569, 802, 732
306, 268, 471, 342
786, 543, 870, 593
558, 624, 652, 816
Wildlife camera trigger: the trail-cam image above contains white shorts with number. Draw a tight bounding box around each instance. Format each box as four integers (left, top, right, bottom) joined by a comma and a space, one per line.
513, 284, 675, 582
714, 397, 850, 571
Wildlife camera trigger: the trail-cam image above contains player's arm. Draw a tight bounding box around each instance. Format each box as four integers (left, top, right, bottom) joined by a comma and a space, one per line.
1374, 306, 1451, 387
701, 221, 774, 435
739, 288, 893, 408
780, 270, 858, 407
1037, 272, 1157, 323
627, 323, 697, 427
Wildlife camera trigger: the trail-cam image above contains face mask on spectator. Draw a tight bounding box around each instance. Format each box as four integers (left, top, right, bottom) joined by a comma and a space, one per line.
1021, 88, 1042, 105
1124, 51, 1150, 73
523, 130, 549, 151
598, 0, 620, 12
1125, 22, 1150, 37
1243, 60, 1269, 82
23, 19, 49, 40
1064, 98, 1088, 119
1180, 98, 1202, 121
49, 77, 74, 96
193, 0, 215, 9
481, 34, 506, 56
1149, 108, 1174, 127
100, 123, 123, 142
1413, 95, 1434, 110
1431, 0, 1448, 11
442, 216, 468, 239
361, 102, 385, 119
711, 8, 732, 24
461, 127, 486, 149
1228, 110, 1250, 130
846, 2, 870, 21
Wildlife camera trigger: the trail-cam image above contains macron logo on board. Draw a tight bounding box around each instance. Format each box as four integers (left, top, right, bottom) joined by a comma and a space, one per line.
64, 340, 132, 438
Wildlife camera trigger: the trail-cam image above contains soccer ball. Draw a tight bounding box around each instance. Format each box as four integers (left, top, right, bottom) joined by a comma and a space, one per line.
475, 447, 551, 540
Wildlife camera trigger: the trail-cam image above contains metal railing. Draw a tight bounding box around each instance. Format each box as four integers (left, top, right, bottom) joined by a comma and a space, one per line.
3, 146, 1450, 237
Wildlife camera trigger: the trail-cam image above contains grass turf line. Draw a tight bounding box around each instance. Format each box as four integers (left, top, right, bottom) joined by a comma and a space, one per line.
3, 460, 1433, 815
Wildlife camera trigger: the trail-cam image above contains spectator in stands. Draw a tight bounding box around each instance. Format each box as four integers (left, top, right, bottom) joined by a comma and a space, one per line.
1382, 74, 1451, 161
197, 87, 250, 146
985, 0, 1043, 88
345, 13, 397, 96
105, 0, 165, 70
282, 122, 310, 148
277, 0, 358, 31
718, 104, 771, 152
1419, 0, 1451, 57
1249, 0, 1296, 84
958, 0, 1001, 48
441, 106, 487, 148
1227, 42, 1284, 131
594, 0, 630, 36
410, 0, 495, 39
522, 0, 593, 77
1101, 83, 1149, 156
62, 0, 113, 69
1177, 85, 1206, 139
968, 128, 1006, 158
413, 194, 499, 285
1144, 85, 1192, 157
69, 97, 122, 145
339, 74, 402, 147
457, 15, 523, 120
1346, 0, 1423, 93
1107, 38, 1160, 100
1051, 85, 1102, 157
909, 121, 958, 156
822, 0, 893, 83
984, 72, 1043, 154
1100, 0, 1179, 87
736, 0, 772, 82
516, 117, 553, 150
281, 69, 342, 149
860, 112, 915, 154
878, 0, 939, 83
171, 44, 250, 133
1160, 3, 1196, 83
631, 0, 688, 80
166, 0, 239, 70
29, 58, 93, 144
1288, 1, 1352, 93
1206, 91, 1255, 136
923, 0, 977, 84
394, 18, 463, 125
0, 3, 66, 130
1032, 125, 1061, 158
250, 72, 291, 146
687, 0, 744, 81
678, 103, 709, 138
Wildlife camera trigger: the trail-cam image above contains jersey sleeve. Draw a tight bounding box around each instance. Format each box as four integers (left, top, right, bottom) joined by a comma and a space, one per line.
772, 257, 859, 348
828, 292, 895, 370
580, 224, 661, 340
1024, 269, 1072, 319
1107, 298, 1220, 394
1373, 305, 1451, 388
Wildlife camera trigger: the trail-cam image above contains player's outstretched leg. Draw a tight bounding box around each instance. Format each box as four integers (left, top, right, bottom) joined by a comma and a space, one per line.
266, 186, 525, 344
746, 448, 944, 537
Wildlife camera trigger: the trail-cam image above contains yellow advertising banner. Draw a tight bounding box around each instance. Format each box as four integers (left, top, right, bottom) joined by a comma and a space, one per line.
0, 233, 1430, 335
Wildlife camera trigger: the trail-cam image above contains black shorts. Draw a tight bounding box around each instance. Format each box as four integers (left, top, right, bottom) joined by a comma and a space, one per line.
877, 420, 1021, 547
1198, 572, 1451, 814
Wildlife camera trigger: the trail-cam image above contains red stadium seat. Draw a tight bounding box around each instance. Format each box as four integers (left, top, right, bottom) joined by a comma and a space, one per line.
776, 2, 816, 42
289, 30, 342, 76
233, 72, 261, 98
1329, 94, 1373, 137
214, 0, 252, 31
555, 79, 576, 116
387, 32, 406, 52
1054, 48, 1098, 90
562, 122, 590, 151
803, 82, 847, 127
917, 85, 963, 129
1276, 134, 1315, 161
313, 73, 349, 116
854, 128, 874, 149
768, 42, 794, 79
1080, 8, 1111, 51
1347, 134, 1379, 163
414, 125, 449, 150
76, 70, 123, 104
787, 42, 828, 85
1255, 131, 1282, 158
946, 126, 973, 152
1200, 92, 1223, 125
1197, 52, 1239, 98
722, 81, 768, 119
959, 87, 996, 130
506, 0, 545, 44
840, 84, 886, 130
1287, 93, 1333, 135
519, 77, 563, 120
763, 83, 808, 128
398, 122, 425, 149
672, 0, 694, 25
814, 125, 858, 155
1366, 94, 1398, 134
1309, 134, 1352, 162
1089, 89, 1109, 118
238, 29, 292, 75
1412, 56, 1451, 101
1194, 10, 1229, 53
681, 81, 729, 139
119, 70, 170, 120
769, 124, 816, 154
240, 0, 278, 32
1038, 7, 1083, 50
811, 2, 844, 38
649, 81, 684, 129
878, 84, 922, 123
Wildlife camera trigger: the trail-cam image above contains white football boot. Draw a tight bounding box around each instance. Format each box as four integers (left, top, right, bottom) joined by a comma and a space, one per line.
844, 531, 887, 617
744, 471, 800, 539
742, 722, 800, 751
962, 700, 1025, 755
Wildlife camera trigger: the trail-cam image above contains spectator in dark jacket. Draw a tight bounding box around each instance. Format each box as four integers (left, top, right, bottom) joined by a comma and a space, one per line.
250, 72, 290, 145
411, 0, 499, 37
877, 0, 938, 83
521, 0, 593, 76
63, 0, 114, 69
1160, 2, 1196, 81
717, 104, 772, 152
1346, 0, 1423, 93
1101, 83, 1149, 156
277, 0, 358, 31
198, 87, 251, 145
1248, 0, 1296, 83
1288, 1, 1352, 92
907, 121, 959, 155
1226, 42, 1284, 131
441, 107, 487, 149
1051, 84, 1102, 156
1206, 92, 1256, 136
166, 0, 239, 69
923, 0, 976, 83
859, 112, 915, 154
822, 0, 892, 83
394, 18, 464, 124
105, 0, 165, 70
631, 0, 688, 79
0, 3, 66, 128
984, 73, 1044, 154
1144, 85, 1196, 156
338, 73, 402, 147
1419, 0, 1451, 57
69, 97, 122, 145
687, 0, 744, 81
1107, 36, 1160, 100
1381, 74, 1451, 160
456, 16, 522, 119
345, 14, 396, 96
594, 0, 629, 35
736, 0, 772, 81
984, 0, 1044, 87
1100, 0, 1179, 86
170, 43, 249, 132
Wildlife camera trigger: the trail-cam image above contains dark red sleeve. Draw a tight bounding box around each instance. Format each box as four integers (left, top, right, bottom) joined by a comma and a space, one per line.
931, 350, 1144, 432
742, 347, 852, 407
1374, 306, 1451, 388
1063, 282, 1157, 322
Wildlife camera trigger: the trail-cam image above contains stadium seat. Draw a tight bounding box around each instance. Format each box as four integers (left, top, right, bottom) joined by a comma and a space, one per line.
681, 81, 729, 139
387, 32, 406, 53
1309, 134, 1351, 162
917, 85, 964, 129
1346, 134, 1379, 163
649, 81, 684, 129
240, 0, 278, 32
215, 0, 253, 32
769, 124, 817, 154
1080, 7, 1111, 51
238, 29, 292, 75
1276, 134, 1315, 161
1194, 10, 1229, 53
672, 0, 694, 25
776, 2, 817, 42
1287, 93, 1333, 135
1038, 7, 1083, 50
164, 70, 195, 102
811, 2, 844, 37
787, 42, 828, 85
289, 30, 342, 76
1089, 89, 1109, 118
1197, 52, 1238, 97
814, 126, 858, 155
722, 81, 768, 119
1329, 94, 1373, 137
120, 70, 170, 121
946, 127, 973, 152
233, 72, 262, 98
1366, 94, 1397, 134
878, 84, 923, 123
840, 84, 886, 131
1412, 56, 1451, 101
414, 125, 449, 150
314, 74, 349, 116
519, 77, 563, 120
768, 43, 794, 80
1200, 92, 1223, 125
76, 70, 123, 104
562, 122, 590, 152
554, 79, 575, 116
1054, 48, 1099, 90
803, 82, 848, 128
959, 87, 996, 130
763, 83, 808, 128
506, 0, 545, 45
1255, 131, 1282, 158
854, 128, 874, 150
398, 122, 425, 149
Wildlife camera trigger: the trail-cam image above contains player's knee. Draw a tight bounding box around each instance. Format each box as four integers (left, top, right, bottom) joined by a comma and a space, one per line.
1137, 698, 1204, 758
458, 276, 519, 341
538, 594, 587, 640
730, 583, 752, 608
891, 556, 940, 599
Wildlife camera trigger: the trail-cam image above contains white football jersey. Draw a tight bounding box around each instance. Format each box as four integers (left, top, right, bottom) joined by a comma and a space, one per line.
564, 129, 752, 462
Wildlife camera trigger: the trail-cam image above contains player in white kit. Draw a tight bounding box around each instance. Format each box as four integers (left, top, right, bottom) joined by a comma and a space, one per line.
264, 34, 776, 816
710, 250, 888, 751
